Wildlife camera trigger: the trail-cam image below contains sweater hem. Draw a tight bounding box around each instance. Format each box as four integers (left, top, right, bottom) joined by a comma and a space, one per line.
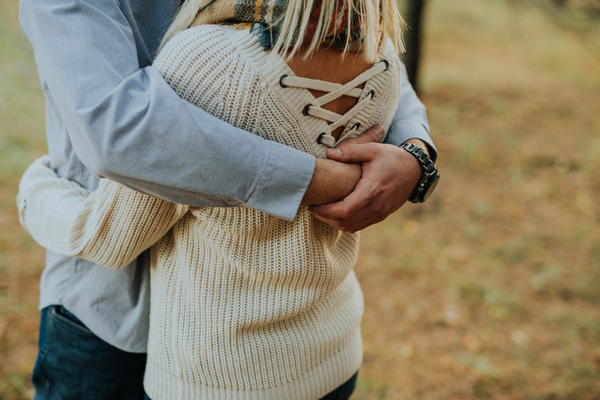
144, 332, 362, 400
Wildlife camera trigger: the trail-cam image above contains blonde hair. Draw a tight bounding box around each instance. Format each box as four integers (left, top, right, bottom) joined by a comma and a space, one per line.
159, 0, 405, 62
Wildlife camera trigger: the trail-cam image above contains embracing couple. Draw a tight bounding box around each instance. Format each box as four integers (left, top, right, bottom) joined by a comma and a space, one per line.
17, 0, 439, 398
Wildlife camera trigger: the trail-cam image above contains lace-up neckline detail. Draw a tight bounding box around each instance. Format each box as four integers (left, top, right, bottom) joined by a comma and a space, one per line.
279, 59, 389, 148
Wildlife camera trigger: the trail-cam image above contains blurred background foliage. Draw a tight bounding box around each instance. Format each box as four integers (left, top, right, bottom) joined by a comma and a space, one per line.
401, 0, 600, 92
1, 0, 600, 399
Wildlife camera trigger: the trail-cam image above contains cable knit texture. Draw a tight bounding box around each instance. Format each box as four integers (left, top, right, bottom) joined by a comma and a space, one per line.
18, 24, 402, 400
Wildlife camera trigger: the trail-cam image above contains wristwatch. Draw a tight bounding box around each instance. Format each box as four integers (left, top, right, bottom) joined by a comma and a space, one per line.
400, 142, 440, 203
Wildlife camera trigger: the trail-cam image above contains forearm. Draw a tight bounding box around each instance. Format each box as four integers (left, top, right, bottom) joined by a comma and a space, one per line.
20, 0, 314, 220
300, 159, 361, 206
18, 157, 188, 269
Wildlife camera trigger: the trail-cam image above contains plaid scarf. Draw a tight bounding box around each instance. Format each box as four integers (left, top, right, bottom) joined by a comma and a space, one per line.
191, 0, 363, 50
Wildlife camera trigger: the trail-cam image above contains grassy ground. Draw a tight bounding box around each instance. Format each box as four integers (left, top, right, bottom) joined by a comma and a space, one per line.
1, 0, 599, 399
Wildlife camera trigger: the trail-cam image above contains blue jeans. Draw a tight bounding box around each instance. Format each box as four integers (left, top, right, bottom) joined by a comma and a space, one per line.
319, 372, 358, 400
32, 305, 147, 400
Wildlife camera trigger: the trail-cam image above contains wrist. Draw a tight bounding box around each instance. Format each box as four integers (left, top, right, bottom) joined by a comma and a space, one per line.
404, 138, 430, 157
301, 158, 361, 206
400, 142, 440, 203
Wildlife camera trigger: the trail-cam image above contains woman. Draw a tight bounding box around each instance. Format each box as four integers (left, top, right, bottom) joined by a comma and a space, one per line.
19, 0, 406, 397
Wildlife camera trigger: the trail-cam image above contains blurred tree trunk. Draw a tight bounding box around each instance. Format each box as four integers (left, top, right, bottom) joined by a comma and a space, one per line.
403, 0, 426, 94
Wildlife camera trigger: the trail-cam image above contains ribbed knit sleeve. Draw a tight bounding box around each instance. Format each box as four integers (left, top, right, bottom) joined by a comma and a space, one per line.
17, 156, 189, 269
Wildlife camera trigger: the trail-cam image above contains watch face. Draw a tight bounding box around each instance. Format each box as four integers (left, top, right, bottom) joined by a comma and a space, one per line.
422, 173, 440, 202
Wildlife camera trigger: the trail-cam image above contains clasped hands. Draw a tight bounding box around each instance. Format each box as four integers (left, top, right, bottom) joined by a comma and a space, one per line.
301, 125, 426, 233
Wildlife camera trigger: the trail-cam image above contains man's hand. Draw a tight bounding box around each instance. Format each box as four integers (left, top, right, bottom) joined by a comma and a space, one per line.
299, 125, 388, 207
309, 125, 425, 233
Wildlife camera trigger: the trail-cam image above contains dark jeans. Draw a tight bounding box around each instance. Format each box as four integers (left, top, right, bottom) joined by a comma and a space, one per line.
319, 372, 358, 400
32, 305, 147, 400
34, 305, 357, 400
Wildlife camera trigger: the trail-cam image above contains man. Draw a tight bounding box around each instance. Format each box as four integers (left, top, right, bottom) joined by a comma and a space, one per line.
19, 0, 437, 398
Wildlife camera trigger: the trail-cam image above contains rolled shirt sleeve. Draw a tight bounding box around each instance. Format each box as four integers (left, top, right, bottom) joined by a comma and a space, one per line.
383, 62, 438, 162
19, 0, 434, 221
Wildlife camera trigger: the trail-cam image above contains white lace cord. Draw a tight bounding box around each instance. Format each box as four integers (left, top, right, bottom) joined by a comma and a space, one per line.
280, 60, 388, 147
281, 77, 364, 98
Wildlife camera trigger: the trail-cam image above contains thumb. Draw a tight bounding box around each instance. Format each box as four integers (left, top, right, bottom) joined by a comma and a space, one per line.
335, 125, 385, 149
326, 125, 384, 161
326, 142, 378, 163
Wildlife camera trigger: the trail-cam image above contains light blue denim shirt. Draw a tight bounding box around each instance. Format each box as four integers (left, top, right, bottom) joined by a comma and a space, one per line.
19, 0, 435, 352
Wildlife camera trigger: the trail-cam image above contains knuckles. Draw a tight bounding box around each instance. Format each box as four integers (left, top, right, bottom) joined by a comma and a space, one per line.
334, 208, 354, 221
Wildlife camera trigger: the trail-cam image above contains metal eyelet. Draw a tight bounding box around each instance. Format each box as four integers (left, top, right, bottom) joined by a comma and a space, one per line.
316, 132, 326, 144
279, 74, 289, 88
380, 59, 389, 71
302, 104, 312, 116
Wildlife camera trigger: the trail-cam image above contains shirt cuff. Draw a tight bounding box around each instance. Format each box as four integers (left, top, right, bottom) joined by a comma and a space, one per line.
245, 141, 316, 221
385, 120, 438, 162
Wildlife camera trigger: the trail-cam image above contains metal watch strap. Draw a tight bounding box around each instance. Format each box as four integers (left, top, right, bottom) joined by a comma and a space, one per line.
400, 142, 439, 203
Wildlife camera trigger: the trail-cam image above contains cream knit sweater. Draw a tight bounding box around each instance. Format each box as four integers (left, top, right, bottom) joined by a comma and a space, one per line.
18, 25, 402, 399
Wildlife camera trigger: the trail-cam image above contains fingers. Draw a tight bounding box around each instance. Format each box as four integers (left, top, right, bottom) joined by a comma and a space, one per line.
310, 212, 371, 233
310, 200, 386, 233
310, 199, 360, 232
314, 140, 416, 232
310, 180, 384, 232
340, 125, 385, 146
325, 125, 385, 161
326, 141, 382, 163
